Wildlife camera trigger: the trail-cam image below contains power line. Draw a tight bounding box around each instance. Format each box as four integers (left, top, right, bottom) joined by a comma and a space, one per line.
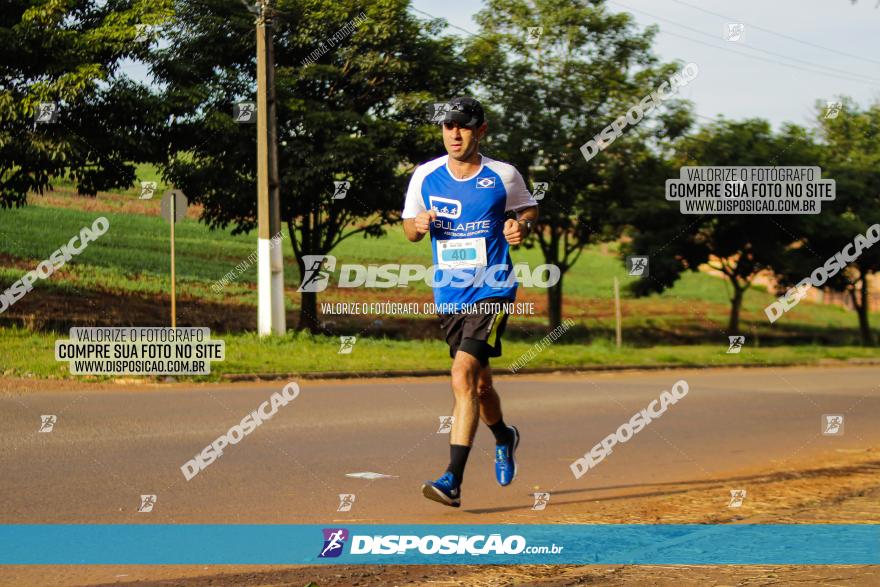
611, 1, 880, 85
668, 0, 880, 67
655, 27, 880, 86
412, 3, 880, 87
409, 6, 488, 41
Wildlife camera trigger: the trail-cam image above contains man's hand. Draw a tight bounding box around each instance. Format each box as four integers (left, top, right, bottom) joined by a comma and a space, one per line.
415, 210, 437, 235
503, 218, 526, 245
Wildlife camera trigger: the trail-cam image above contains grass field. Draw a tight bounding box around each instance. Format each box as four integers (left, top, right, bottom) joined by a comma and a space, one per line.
2, 326, 878, 381
1, 189, 778, 304
48, 163, 170, 194
0, 184, 877, 379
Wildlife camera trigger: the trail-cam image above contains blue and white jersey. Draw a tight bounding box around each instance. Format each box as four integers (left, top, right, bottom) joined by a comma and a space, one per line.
402, 154, 537, 311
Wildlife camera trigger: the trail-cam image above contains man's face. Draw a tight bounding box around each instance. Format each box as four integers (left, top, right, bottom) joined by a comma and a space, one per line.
442, 121, 487, 161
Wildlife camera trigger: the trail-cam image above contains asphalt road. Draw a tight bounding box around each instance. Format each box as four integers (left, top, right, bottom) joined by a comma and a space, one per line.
1, 366, 878, 525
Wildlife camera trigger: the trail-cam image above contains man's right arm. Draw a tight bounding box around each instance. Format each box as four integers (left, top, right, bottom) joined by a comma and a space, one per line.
403, 218, 424, 242
403, 163, 442, 242
403, 211, 436, 242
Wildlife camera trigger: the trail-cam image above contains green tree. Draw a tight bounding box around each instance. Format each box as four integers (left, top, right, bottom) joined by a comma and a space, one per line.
149, 0, 468, 330
625, 119, 822, 334
467, 0, 693, 328
773, 98, 880, 345
1, 0, 172, 208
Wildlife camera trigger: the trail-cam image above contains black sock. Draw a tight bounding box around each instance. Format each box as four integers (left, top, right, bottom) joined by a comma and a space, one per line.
446, 444, 471, 485
488, 418, 513, 445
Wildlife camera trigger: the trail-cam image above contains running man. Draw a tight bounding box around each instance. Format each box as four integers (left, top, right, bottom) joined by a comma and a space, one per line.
320, 529, 346, 557
402, 96, 539, 507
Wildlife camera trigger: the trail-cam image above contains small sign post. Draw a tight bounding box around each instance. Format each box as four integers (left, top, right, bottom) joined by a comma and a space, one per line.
161, 190, 188, 328
613, 276, 622, 349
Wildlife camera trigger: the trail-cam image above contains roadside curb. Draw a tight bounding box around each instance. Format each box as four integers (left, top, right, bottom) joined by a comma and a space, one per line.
217, 358, 880, 382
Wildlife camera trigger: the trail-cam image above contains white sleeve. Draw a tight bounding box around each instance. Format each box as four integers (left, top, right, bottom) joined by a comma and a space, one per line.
402, 167, 427, 219
499, 165, 538, 212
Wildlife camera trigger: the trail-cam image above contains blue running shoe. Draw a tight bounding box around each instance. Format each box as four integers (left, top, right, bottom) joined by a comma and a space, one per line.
495, 425, 519, 486
421, 471, 461, 507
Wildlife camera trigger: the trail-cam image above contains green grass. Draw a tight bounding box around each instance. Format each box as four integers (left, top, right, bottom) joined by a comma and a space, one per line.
2, 326, 877, 381
1, 190, 878, 380
0, 203, 281, 306
49, 163, 169, 195
0, 204, 260, 282
1, 195, 871, 332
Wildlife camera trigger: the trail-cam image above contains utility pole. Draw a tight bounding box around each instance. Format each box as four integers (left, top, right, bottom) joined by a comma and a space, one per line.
252, 0, 286, 336
170, 196, 177, 329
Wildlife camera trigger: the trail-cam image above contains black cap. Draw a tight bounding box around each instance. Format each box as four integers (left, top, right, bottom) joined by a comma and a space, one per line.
442, 96, 485, 128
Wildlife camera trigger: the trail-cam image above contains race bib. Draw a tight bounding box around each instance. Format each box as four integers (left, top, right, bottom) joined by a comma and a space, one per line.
436, 237, 488, 270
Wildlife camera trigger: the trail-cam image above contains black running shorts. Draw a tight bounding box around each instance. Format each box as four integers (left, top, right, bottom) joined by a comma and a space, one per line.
438, 297, 511, 366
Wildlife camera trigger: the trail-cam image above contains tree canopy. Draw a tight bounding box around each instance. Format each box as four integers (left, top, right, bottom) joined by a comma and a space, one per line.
147, 0, 470, 329
467, 0, 694, 327
1, 0, 172, 208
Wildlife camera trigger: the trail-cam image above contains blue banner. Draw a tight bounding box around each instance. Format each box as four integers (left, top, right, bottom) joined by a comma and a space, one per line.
1, 524, 877, 565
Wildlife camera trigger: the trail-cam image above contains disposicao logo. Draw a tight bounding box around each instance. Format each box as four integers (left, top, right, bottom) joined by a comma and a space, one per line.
319, 528, 349, 558
317, 530, 563, 557
347, 534, 527, 555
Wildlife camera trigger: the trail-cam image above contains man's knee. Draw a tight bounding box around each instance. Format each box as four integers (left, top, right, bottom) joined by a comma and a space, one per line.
451, 359, 479, 395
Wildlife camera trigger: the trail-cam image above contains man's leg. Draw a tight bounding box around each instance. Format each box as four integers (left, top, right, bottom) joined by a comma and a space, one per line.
422, 317, 480, 507
477, 365, 501, 425
477, 365, 514, 446
447, 349, 482, 484
476, 364, 519, 486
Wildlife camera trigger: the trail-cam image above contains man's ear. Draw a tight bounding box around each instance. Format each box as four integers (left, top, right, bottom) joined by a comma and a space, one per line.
477, 121, 488, 141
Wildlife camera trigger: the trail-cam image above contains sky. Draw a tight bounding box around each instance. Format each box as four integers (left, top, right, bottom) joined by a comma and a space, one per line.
411, 0, 880, 130
117, 0, 879, 130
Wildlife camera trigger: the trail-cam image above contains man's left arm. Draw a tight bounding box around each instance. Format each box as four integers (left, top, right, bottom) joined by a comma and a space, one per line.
503, 206, 538, 245
499, 164, 540, 246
